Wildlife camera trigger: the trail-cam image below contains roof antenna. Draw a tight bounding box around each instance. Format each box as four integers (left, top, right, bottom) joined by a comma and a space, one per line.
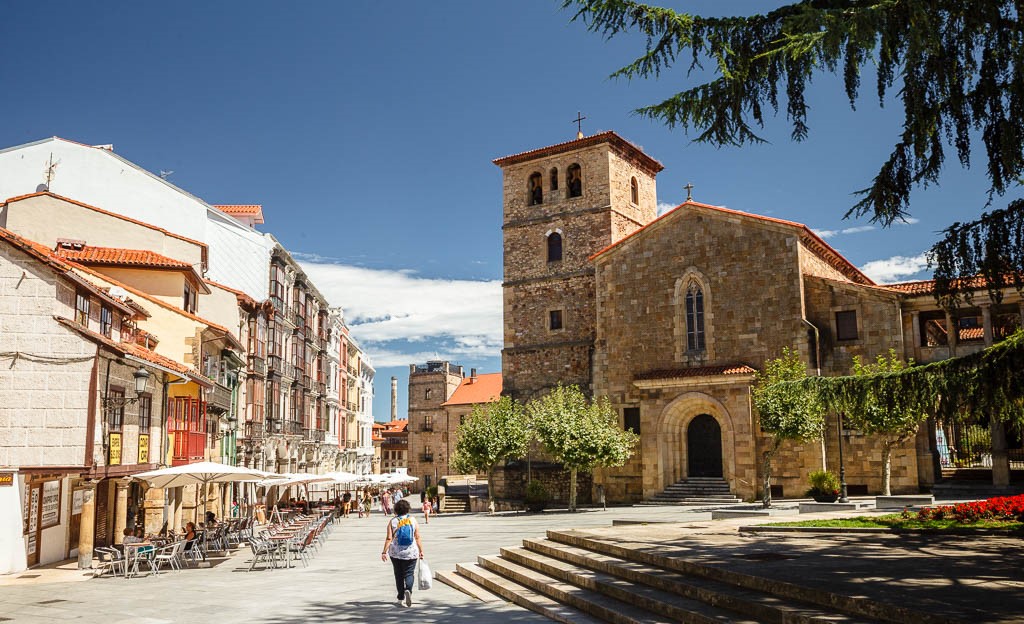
41, 153, 60, 191
159, 170, 174, 180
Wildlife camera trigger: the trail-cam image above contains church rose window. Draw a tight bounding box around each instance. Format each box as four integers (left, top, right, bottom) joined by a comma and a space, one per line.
685, 283, 705, 352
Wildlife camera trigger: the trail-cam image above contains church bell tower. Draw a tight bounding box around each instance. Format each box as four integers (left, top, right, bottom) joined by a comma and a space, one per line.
494, 131, 664, 400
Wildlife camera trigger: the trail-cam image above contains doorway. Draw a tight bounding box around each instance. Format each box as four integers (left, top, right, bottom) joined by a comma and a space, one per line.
687, 414, 723, 478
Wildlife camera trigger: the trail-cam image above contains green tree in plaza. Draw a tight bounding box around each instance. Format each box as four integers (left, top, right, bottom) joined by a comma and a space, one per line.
563, 0, 1024, 306
832, 350, 925, 496
528, 385, 639, 512
451, 395, 533, 513
752, 348, 826, 508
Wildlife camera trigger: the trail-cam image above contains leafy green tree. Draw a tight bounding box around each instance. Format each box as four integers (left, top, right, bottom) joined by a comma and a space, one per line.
451, 395, 532, 512
835, 350, 925, 496
528, 385, 639, 511
752, 348, 826, 508
564, 0, 1024, 305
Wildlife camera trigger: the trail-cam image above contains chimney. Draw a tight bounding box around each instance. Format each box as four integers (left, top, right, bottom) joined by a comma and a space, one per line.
391, 376, 398, 421
470, 368, 477, 383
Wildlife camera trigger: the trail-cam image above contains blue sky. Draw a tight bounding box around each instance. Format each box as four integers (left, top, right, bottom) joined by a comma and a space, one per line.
0, 1, 1001, 421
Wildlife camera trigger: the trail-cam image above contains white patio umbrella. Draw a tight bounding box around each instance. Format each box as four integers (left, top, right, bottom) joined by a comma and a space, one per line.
133, 462, 268, 560
322, 471, 360, 485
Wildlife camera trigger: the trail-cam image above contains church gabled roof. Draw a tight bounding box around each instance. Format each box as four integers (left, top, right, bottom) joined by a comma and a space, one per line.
590, 200, 875, 286
493, 131, 664, 176
442, 373, 502, 406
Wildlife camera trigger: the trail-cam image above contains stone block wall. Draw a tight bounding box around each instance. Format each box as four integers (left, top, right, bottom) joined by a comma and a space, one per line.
406, 363, 462, 491
492, 462, 593, 506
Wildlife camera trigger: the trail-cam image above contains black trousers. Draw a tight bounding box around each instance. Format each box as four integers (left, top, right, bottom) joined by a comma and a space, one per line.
391, 556, 417, 600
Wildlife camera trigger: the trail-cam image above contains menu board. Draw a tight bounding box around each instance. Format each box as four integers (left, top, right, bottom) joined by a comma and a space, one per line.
138, 434, 150, 464
72, 489, 84, 515
41, 480, 60, 529
108, 433, 122, 466
27, 486, 39, 557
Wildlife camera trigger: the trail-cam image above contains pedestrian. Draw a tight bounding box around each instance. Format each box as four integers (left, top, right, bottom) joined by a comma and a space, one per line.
363, 491, 373, 517
421, 496, 431, 524
382, 489, 393, 515
381, 499, 425, 608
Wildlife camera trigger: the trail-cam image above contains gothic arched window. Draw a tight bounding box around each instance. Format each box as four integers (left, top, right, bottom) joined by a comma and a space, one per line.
550, 167, 559, 191
630, 177, 639, 204
685, 282, 705, 352
528, 172, 543, 205
547, 231, 563, 263
567, 163, 582, 198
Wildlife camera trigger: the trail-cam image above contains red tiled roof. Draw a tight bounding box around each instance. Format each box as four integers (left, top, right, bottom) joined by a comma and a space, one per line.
886, 275, 1011, 295
4, 192, 208, 251
635, 364, 757, 381
214, 204, 264, 224
55, 245, 193, 269
493, 131, 664, 175
442, 373, 502, 406
590, 201, 874, 286
382, 420, 408, 432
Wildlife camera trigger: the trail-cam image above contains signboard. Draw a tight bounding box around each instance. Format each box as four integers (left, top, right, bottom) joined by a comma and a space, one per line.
72, 489, 84, 515
40, 481, 60, 529
108, 433, 122, 466
0, 472, 13, 487
138, 434, 150, 464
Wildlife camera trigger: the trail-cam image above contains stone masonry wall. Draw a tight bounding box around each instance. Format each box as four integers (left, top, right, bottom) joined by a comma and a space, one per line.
0, 244, 95, 468
406, 365, 462, 491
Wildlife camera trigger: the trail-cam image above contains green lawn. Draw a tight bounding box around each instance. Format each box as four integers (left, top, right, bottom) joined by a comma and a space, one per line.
766, 514, 1024, 532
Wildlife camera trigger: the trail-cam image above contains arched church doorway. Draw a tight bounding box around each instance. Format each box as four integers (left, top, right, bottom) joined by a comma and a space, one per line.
687, 414, 723, 477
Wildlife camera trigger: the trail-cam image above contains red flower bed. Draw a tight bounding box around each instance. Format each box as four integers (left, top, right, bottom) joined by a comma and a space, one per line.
916, 493, 1024, 523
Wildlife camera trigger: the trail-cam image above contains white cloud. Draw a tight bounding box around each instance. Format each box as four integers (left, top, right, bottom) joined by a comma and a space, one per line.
859, 253, 930, 283
841, 225, 874, 235
814, 229, 839, 239
656, 201, 678, 216
900, 217, 920, 225
297, 259, 503, 365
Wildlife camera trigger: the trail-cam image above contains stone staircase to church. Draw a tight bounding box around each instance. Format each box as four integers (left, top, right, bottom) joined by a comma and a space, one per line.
439, 528, 897, 624
441, 493, 471, 513
639, 477, 743, 506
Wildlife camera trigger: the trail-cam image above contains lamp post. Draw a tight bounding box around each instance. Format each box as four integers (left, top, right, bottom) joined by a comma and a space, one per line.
836, 411, 849, 503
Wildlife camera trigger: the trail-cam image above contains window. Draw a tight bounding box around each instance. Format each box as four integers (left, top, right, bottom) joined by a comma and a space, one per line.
630, 177, 639, 204
685, 283, 705, 352
108, 388, 125, 431
549, 309, 563, 331
99, 306, 112, 337
138, 394, 152, 431
567, 163, 582, 197
425, 388, 433, 400
528, 172, 543, 205
547, 232, 563, 263
183, 282, 197, 314
835, 310, 858, 341
424, 414, 433, 431
623, 407, 640, 435
549, 167, 558, 191
75, 292, 90, 326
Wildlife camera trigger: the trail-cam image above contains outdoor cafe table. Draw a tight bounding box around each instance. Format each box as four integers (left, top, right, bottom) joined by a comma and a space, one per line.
267, 534, 295, 568
123, 543, 155, 578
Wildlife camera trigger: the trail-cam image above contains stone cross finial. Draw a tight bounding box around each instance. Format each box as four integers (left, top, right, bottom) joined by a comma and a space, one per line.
684, 183, 694, 201
573, 111, 587, 139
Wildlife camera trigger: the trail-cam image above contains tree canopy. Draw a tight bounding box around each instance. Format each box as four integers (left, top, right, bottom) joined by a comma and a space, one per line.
565, 0, 1024, 301
451, 395, 533, 510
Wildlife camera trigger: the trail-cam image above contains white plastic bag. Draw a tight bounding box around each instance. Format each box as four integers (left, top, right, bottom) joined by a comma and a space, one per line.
417, 558, 433, 591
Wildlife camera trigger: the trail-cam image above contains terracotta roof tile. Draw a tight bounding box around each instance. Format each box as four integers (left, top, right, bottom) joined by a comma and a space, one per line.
887, 275, 1006, 295
493, 131, 664, 175
635, 364, 757, 381
55, 245, 193, 269
214, 204, 264, 224
442, 373, 502, 406
590, 201, 874, 286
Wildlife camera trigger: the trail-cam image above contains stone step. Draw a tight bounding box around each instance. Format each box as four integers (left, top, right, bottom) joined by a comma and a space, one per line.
499, 546, 761, 624
435, 569, 503, 602
521, 538, 874, 624
544, 530, 953, 624
455, 562, 603, 624
478, 553, 676, 624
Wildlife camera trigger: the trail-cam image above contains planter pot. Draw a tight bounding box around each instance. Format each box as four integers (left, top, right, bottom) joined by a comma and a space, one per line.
812, 493, 839, 503
526, 501, 547, 512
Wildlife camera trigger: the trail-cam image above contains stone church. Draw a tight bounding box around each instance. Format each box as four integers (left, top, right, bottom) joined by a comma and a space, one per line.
496, 131, 1024, 503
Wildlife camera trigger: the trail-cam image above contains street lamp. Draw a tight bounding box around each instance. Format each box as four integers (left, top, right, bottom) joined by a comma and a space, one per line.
101, 366, 152, 408
836, 411, 849, 503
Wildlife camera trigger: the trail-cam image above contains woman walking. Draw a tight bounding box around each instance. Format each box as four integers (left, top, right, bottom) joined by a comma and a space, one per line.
381, 499, 425, 608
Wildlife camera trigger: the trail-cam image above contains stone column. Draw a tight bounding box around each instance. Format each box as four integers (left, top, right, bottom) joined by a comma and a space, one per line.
945, 310, 958, 357
172, 487, 183, 533
981, 304, 994, 347
990, 416, 1010, 487
112, 479, 129, 544
76, 481, 99, 569
144, 486, 165, 535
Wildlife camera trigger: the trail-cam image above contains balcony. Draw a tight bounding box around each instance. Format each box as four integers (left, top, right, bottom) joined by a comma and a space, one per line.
243, 421, 265, 439
207, 383, 233, 414
267, 355, 283, 376
283, 420, 303, 436
420, 453, 434, 463
304, 428, 325, 444
265, 418, 283, 435
247, 355, 266, 377
317, 381, 327, 395
171, 431, 207, 466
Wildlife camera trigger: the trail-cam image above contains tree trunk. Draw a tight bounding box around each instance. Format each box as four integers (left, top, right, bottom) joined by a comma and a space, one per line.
762, 439, 781, 509
882, 441, 893, 496
487, 467, 496, 514
569, 468, 578, 512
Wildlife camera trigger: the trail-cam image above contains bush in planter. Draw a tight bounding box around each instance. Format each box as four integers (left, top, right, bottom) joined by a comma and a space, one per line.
806, 470, 841, 502
524, 480, 550, 512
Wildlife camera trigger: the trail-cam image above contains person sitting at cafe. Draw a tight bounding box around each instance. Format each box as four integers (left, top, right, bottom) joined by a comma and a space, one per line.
205, 510, 217, 525
122, 527, 144, 545
184, 522, 198, 542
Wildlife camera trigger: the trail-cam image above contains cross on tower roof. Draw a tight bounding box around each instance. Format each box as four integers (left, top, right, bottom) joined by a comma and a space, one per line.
572, 111, 587, 139
684, 182, 694, 202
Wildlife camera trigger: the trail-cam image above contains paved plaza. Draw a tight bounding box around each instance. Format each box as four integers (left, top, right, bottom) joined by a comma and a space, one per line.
2, 503, 1021, 623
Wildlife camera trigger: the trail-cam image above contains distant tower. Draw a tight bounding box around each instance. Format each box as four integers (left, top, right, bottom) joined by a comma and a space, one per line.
391, 376, 398, 421
494, 131, 663, 400
407, 361, 464, 490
